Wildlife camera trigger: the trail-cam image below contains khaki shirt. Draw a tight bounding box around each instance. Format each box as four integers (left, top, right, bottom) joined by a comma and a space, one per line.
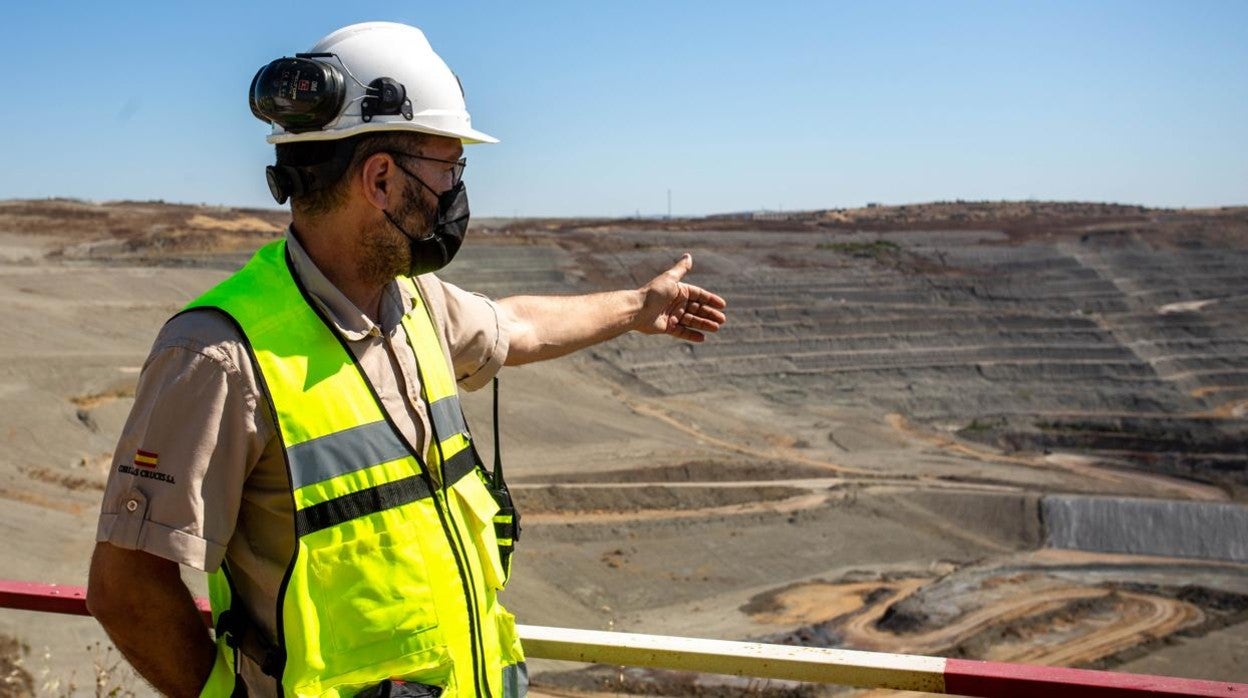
96, 230, 510, 690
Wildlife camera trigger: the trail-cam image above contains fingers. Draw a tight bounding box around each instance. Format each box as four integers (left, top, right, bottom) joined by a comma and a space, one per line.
669, 324, 707, 343
686, 300, 727, 326
687, 284, 727, 310
679, 314, 721, 333
665, 311, 717, 342
666, 298, 725, 342
675, 298, 723, 328
681, 287, 728, 325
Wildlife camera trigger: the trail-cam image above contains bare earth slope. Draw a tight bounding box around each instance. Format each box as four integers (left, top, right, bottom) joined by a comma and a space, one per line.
0, 198, 1245, 695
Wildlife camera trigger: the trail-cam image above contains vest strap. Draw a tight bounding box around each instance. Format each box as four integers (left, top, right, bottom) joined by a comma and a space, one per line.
295, 474, 431, 537
441, 447, 477, 486
215, 609, 286, 680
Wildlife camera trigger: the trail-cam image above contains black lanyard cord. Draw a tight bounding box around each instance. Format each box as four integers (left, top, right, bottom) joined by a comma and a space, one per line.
492, 377, 504, 489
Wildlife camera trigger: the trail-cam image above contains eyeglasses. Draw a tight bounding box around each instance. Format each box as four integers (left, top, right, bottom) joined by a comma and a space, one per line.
388, 151, 466, 189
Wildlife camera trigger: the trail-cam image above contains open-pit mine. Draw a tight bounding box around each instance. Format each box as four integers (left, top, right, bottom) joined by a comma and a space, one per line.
0, 199, 1244, 695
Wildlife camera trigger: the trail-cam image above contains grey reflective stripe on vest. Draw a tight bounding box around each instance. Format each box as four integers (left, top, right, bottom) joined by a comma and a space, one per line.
429, 395, 468, 441
293, 449, 479, 537
286, 420, 410, 489
502, 662, 528, 698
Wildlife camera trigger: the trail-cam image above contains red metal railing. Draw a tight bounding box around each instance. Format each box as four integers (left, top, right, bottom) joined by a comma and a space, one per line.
2, 579, 1243, 697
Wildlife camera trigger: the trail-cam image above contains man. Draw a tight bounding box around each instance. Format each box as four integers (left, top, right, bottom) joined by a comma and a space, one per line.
86, 21, 726, 698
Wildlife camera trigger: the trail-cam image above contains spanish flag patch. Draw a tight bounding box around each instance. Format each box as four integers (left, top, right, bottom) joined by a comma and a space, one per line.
134, 449, 159, 469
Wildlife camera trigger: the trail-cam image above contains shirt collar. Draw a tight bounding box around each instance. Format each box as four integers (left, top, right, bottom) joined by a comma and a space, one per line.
285, 228, 420, 341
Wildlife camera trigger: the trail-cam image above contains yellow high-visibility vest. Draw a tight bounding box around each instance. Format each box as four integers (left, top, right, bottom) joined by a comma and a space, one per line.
186, 240, 524, 697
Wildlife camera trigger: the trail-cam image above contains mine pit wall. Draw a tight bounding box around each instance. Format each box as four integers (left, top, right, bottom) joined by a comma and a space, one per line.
869, 490, 1044, 550
1043, 495, 1248, 563
880, 490, 1247, 564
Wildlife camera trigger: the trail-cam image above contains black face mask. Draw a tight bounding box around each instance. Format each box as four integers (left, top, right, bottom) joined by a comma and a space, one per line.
383, 166, 470, 276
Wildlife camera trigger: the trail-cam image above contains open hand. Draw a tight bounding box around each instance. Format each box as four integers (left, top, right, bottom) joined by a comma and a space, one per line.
637, 254, 727, 342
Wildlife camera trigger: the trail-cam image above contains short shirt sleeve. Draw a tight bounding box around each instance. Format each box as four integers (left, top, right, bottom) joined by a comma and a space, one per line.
418, 275, 512, 392
95, 310, 271, 572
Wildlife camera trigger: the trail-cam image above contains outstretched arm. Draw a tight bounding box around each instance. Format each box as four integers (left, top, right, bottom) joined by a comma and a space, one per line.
500, 254, 727, 366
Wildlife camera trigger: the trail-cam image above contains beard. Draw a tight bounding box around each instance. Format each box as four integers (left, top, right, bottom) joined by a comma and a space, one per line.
358, 189, 439, 283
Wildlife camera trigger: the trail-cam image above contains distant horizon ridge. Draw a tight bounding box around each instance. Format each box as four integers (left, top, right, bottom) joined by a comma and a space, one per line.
5, 196, 1246, 221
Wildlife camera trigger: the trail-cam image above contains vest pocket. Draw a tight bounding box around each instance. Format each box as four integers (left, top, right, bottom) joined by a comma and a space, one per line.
494, 607, 527, 695
308, 527, 441, 656
452, 473, 508, 590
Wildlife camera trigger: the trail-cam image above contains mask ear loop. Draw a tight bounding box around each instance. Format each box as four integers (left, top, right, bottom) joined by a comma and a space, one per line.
387, 156, 447, 242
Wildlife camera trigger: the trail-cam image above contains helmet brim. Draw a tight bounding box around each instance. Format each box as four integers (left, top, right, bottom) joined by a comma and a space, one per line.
268, 121, 499, 145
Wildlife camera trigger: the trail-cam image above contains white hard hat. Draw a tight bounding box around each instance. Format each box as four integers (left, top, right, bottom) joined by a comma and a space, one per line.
262, 21, 497, 145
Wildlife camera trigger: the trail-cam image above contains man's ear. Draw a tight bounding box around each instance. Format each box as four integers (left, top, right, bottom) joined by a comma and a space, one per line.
359, 152, 396, 211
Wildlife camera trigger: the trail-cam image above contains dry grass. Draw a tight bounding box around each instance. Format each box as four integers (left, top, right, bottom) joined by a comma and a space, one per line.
16, 642, 140, 698
0, 634, 33, 698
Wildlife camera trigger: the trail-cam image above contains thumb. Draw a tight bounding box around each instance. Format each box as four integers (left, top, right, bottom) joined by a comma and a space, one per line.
666, 253, 693, 282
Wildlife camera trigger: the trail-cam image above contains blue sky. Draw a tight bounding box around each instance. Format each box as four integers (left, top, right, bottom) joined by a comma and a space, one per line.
2, 1, 1245, 216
